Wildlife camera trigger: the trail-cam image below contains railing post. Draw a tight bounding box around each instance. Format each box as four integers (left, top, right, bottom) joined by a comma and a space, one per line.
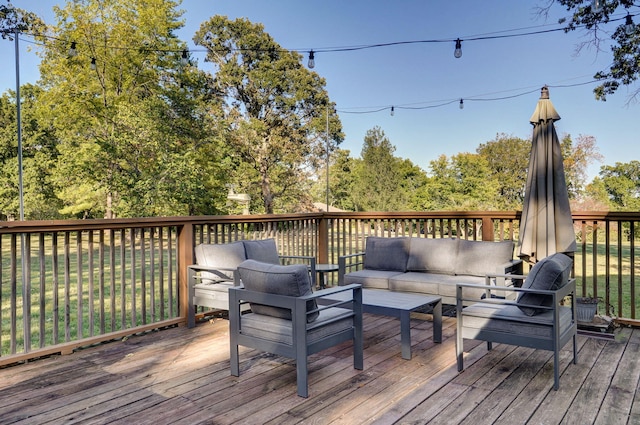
177, 222, 195, 324
318, 215, 329, 264
482, 217, 494, 241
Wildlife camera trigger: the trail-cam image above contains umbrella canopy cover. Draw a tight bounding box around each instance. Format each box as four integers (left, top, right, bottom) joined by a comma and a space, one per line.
518, 86, 577, 263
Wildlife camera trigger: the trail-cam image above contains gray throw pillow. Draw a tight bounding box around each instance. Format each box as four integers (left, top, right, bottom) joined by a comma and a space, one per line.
517, 252, 573, 316
456, 240, 514, 277
407, 237, 458, 274
243, 239, 280, 264
238, 259, 319, 323
363, 237, 410, 272
194, 242, 247, 283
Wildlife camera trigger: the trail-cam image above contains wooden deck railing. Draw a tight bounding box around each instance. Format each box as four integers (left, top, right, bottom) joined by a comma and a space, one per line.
0, 211, 638, 365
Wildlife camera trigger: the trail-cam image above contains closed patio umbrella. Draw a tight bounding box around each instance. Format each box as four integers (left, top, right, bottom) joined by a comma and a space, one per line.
518, 86, 576, 263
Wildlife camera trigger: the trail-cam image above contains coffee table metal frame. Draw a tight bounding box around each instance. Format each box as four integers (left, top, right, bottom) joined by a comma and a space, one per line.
321, 288, 442, 360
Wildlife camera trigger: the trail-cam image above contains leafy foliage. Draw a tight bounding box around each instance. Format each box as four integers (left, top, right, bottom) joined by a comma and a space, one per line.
543, 0, 640, 100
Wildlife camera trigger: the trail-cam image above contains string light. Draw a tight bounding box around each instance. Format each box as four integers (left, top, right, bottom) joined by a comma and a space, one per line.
68, 41, 77, 57
181, 49, 188, 65
592, 0, 603, 13
308, 50, 315, 68
390, 106, 394, 116
459, 99, 464, 109
454, 38, 462, 58
90, 57, 96, 70
625, 13, 635, 35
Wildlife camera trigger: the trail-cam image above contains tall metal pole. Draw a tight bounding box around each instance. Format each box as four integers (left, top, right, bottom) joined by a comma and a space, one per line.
325, 105, 329, 211
15, 26, 24, 220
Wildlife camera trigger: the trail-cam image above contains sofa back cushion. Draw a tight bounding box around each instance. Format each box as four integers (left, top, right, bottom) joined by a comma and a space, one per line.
243, 238, 280, 264
456, 240, 515, 277
195, 241, 247, 283
517, 252, 573, 316
363, 237, 410, 272
407, 238, 458, 275
238, 259, 319, 323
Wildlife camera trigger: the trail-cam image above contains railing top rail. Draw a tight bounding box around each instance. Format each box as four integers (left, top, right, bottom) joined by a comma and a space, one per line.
1, 210, 638, 235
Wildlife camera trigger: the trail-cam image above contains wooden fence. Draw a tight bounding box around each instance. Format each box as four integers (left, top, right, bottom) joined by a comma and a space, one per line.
0, 211, 638, 365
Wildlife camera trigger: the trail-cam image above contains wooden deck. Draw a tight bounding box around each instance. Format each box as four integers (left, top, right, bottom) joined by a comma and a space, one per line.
1, 312, 639, 425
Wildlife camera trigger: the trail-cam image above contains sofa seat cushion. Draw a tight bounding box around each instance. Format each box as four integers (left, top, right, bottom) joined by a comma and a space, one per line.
456, 240, 515, 277
388, 272, 440, 294
363, 237, 410, 272
517, 253, 573, 316
343, 270, 404, 290
461, 303, 574, 339
432, 274, 487, 300
243, 238, 280, 264
195, 241, 247, 283
238, 260, 319, 323
407, 238, 458, 274
240, 307, 354, 345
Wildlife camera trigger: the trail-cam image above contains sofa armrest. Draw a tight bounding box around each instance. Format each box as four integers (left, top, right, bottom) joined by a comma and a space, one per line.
338, 252, 366, 286
279, 255, 317, 286
188, 264, 237, 283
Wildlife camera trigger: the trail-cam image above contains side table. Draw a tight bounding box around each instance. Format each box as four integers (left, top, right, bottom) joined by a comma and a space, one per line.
315, 263, 339, 289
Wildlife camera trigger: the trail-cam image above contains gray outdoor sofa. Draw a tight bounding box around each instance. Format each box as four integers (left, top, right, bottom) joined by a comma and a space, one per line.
338, 236, 523, 305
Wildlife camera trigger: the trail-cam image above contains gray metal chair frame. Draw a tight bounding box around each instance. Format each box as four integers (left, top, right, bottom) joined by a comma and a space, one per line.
456, 276, 577, 390
229, 283, 363, 398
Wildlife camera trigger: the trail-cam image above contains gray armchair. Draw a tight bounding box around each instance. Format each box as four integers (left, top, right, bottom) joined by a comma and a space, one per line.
229, 260, 363, 398
456, 252, 577, 390
187, 238, 316, 327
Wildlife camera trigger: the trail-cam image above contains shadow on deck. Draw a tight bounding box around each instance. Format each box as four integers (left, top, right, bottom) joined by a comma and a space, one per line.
1, 313, 638, 424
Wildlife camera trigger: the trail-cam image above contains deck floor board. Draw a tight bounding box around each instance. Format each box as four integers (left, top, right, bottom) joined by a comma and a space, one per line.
0, 313, 636, 425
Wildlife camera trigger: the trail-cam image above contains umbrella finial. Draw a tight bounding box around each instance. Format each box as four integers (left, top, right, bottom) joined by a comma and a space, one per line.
541, 85, 549, 99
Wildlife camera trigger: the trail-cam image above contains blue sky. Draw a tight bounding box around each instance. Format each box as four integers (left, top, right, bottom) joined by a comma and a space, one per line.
1, 0, 638, 181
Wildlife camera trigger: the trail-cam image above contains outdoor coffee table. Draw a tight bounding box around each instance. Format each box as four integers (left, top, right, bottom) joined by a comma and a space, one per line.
320, 289, 442, 360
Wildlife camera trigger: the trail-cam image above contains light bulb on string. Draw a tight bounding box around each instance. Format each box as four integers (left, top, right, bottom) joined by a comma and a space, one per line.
454, 39, 462, 58
390, 106, 394, 116
308, 50, 315, 69
625, 14, 635, 36
90, 57, 96, 70
592, 0, 603, 13
68, 41, 77, 57
181, 49, 189, 65
459, 99, 464, 109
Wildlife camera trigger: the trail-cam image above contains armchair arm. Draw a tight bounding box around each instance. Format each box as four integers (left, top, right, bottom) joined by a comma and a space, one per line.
188, 264, 236, 283
338, 252, 366, 286
456, 278, 576, 315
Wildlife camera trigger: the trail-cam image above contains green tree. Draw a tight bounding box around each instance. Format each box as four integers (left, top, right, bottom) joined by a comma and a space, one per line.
194, 16, 343, 214
477, 133, 530, 210
598, 160, 640, 211
426, 153, 500, 210
351, 127, 406, 211
541, 0, 640, 100
36, 0, 222, 218
0, 85, 61, 220
560, 133, 603, 201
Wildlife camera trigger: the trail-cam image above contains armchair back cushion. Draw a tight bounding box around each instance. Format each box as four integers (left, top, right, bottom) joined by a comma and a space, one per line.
243, 238, 280, 264
517, 252, 573, 316
194, 241, 246, 283
456, 240, 515, 277
407, 237, 458, 274
238, 259, 319, 323
364, 237, 410, 272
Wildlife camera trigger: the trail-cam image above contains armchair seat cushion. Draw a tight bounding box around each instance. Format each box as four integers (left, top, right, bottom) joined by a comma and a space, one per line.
240, 307, 354, 345
461, 303, 574, 339
238, 259, 319, 322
